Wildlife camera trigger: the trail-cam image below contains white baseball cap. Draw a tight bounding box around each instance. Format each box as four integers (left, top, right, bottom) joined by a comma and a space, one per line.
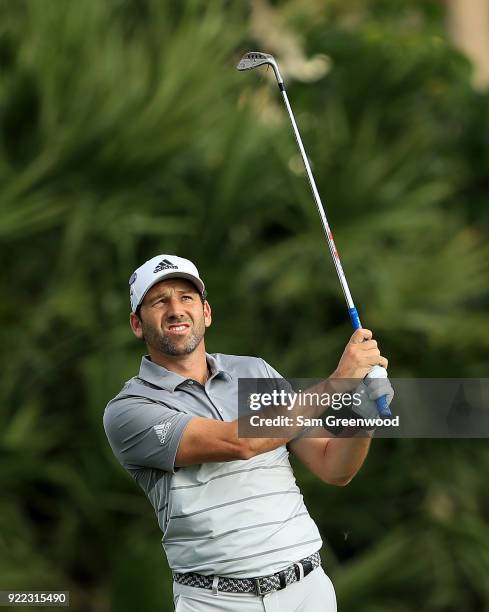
129, 254, 206, 313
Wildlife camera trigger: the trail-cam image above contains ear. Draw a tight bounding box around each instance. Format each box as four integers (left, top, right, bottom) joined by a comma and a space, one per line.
203, 300, 212, 328
130, 312, 144, 339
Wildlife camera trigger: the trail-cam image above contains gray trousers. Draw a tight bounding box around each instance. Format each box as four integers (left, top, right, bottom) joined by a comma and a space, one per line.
173, 567, 337, 611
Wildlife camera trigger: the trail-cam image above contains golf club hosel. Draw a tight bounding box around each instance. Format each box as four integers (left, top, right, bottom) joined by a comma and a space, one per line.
270, 62, 284, 86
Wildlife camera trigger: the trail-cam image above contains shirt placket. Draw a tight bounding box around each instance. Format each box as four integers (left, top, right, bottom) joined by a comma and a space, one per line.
184, 380, 224, 420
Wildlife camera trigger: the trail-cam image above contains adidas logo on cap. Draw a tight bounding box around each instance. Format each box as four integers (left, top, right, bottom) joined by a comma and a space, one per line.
153, 258, 178, 273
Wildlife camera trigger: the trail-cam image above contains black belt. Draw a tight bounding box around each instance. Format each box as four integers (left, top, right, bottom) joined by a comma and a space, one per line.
173, 551, 321, 596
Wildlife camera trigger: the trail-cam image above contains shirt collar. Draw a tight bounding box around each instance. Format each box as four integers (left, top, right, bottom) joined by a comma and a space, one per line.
206, 353, 232, 381
138, 353, 231, 391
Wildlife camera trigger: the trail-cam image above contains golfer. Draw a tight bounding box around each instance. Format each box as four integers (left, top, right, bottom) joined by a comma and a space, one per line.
103, 254, 393, 611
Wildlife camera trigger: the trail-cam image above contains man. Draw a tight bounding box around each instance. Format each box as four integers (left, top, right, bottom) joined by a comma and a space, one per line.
103, 254, 393, 611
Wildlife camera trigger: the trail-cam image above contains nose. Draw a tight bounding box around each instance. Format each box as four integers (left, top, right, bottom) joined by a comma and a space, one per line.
165, 296, 186, 320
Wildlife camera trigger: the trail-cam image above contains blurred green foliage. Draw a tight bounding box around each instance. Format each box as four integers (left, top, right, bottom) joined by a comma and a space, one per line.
1, 1, 489, 610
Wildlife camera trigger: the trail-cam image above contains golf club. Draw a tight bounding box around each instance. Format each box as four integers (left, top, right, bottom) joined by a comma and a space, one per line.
237, 51, 391, 418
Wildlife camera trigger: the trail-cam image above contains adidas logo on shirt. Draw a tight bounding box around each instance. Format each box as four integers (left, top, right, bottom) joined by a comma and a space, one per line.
153, 422, 171, 445
153, 258, 178, 273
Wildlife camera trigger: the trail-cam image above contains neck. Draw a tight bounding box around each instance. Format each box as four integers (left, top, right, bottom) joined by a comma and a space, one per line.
148, 342, 209, 384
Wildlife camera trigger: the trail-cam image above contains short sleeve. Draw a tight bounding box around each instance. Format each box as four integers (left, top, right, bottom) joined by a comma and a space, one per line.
103, 397, 193, 473
259, 358, 295, 395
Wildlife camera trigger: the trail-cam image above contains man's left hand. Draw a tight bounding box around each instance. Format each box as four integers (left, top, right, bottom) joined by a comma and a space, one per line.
352, 376, 394, 420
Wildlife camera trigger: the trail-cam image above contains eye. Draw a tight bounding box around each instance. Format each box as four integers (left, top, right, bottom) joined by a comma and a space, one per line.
152, 297, 167, 306
182, 295, 193, 302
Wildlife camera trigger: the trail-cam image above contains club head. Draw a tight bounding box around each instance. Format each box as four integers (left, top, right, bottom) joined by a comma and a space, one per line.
236, 51, 284, 85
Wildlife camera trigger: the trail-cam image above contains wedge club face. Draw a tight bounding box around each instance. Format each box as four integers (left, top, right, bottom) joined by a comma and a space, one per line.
236, 51, 284, 85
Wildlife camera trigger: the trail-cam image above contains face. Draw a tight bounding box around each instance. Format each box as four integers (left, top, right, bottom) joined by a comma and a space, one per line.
130, 279, 211, 357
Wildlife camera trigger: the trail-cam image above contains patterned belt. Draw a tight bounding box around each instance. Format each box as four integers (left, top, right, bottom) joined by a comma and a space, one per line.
173, 551, 321, 596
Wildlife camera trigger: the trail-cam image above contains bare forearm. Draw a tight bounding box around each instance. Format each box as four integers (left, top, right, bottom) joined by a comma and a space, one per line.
321, 433, 373, 485
238, 378, 340, 458
242, 435, 290, 458
223, 419, 289, 461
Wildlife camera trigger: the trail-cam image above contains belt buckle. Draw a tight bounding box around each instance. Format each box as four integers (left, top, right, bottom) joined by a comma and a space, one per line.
294, 561, 304, 582
253, 575, 274, 596
253, 577, 265, 596
253, 577, 263, 596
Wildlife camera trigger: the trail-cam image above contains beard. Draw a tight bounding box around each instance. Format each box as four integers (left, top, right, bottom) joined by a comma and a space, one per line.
141, 316, 206, 356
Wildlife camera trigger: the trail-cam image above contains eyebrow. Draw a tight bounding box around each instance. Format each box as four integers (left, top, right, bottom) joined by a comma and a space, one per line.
149, 288, 198, 301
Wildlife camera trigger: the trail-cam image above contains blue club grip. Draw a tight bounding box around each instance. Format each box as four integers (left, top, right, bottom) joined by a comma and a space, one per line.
348, 307, 361, 330
375, 394, 392, 418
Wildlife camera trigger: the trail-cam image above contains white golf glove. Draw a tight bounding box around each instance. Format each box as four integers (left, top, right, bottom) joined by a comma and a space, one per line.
352, 376, 394, 420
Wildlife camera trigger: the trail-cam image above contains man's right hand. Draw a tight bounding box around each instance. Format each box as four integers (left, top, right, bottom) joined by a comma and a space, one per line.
331, 328, 388, 382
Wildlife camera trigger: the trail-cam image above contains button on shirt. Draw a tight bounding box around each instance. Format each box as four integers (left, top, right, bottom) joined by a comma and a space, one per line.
103, 353, 322, 577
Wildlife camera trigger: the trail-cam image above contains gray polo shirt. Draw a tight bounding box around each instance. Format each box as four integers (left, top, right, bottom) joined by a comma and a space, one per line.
103, 353, 322, 577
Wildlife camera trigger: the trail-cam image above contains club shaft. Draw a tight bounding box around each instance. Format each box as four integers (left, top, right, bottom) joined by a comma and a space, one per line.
280, 88, 359, 321
279, 85, 392, 417
275, 79, 390, 416
238, 53, 390, 416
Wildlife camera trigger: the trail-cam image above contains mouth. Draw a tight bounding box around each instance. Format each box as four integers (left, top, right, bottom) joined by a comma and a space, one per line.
166, 323, 191, 335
